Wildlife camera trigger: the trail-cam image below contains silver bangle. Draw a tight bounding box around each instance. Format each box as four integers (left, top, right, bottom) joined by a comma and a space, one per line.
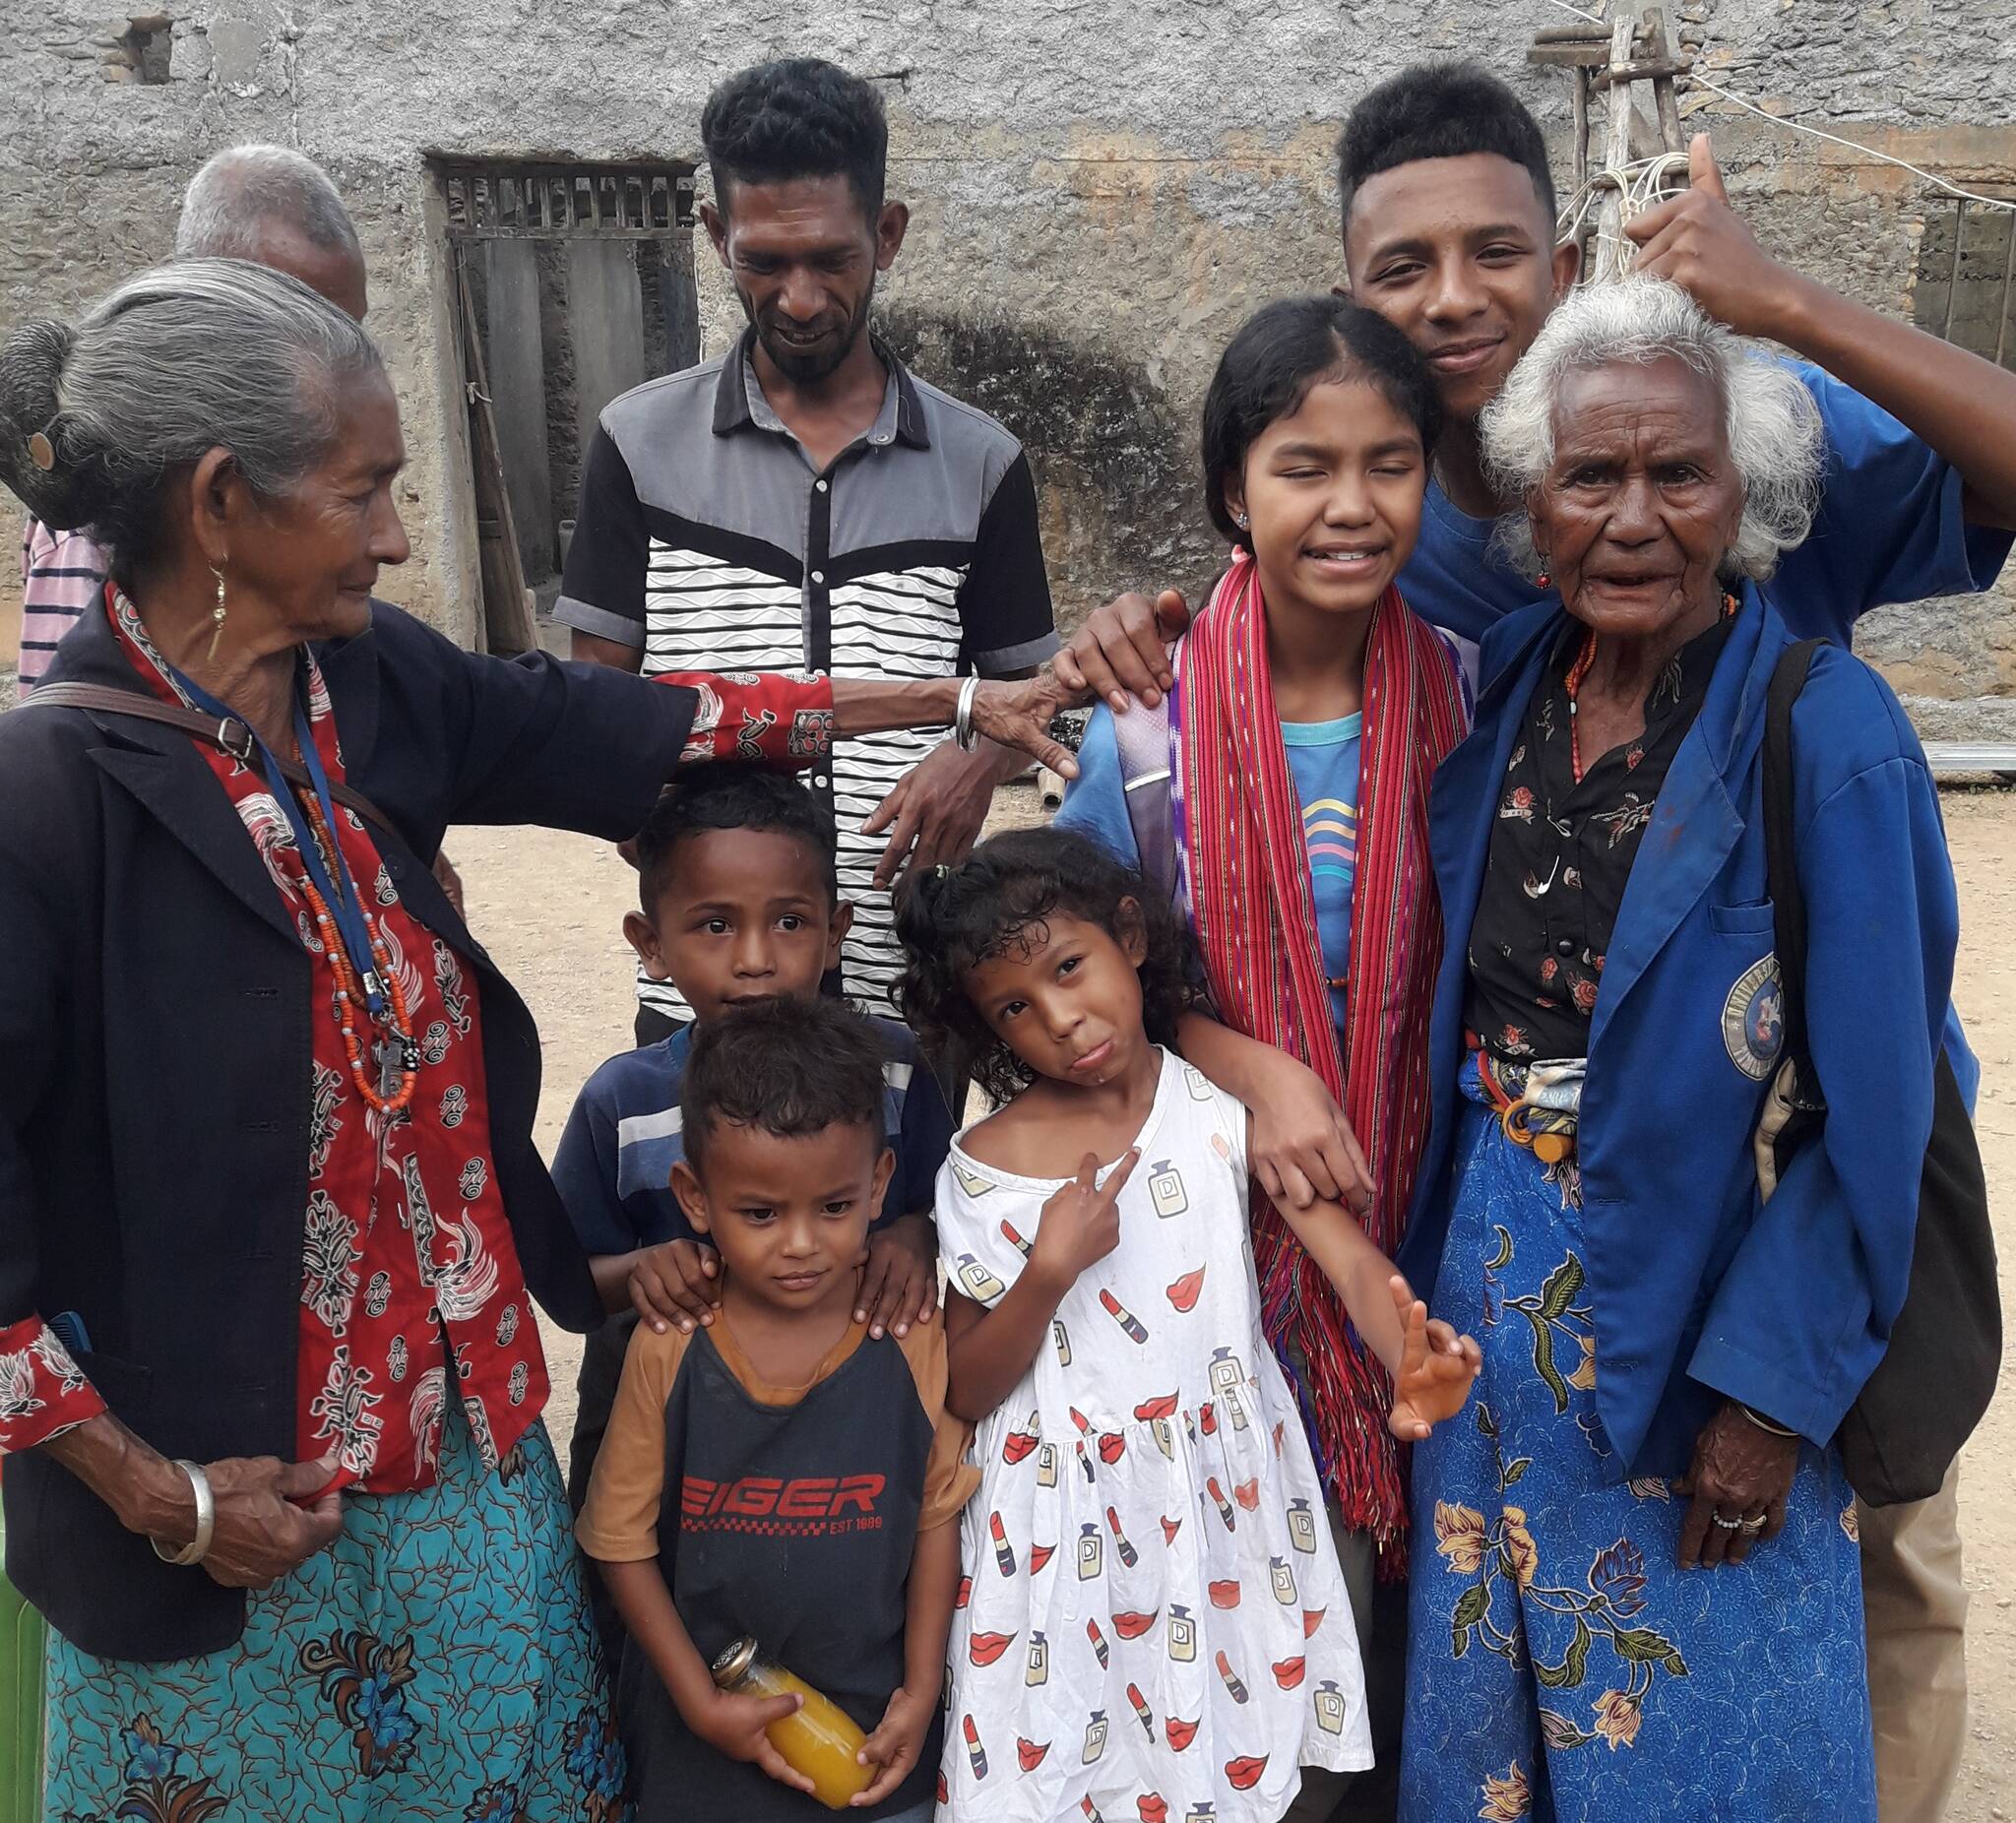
1736, 1402, 1797, 1439
953, 673, 981, 752
150, 1459, 216, 1566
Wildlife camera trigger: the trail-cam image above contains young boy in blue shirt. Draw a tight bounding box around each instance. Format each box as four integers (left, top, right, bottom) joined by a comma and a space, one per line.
554, 766, 953, 1652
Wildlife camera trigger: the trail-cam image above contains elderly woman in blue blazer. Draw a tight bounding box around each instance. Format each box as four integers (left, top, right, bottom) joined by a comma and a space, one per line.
1394, 279, 1958, 1822
0, 261, 1068, 1820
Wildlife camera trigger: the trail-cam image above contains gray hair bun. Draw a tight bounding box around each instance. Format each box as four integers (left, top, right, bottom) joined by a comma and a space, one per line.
0, 317, 95, 532
0, 260, 383, 577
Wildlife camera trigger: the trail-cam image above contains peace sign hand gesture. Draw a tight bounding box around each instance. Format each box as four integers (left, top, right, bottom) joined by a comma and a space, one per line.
1386, 1275, 1482, 1442
1027, 1150, 1139, 1294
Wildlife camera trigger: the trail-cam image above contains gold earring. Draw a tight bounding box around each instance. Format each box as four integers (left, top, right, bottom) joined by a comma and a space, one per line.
207, 567, 226, 660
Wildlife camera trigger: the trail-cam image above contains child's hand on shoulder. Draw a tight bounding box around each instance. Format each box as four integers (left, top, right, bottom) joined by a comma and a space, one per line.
685, 1683, 819, 1796
1387, 1275, 1482, 1442
1028, 1150, 1140, 1290
629, 1239, 722, 1336
854, 1213, 940, 1340
850, 1682, 937, 1805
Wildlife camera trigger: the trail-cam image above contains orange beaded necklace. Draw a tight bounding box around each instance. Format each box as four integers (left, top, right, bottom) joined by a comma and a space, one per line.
298, 794, 419, 1115
1562, 594, 1738, 784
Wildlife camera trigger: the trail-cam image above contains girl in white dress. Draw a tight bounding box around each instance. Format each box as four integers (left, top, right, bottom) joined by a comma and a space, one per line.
897, 829, 1479, 1823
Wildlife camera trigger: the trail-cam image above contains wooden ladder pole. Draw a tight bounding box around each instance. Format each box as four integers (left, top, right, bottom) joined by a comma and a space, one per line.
1643, 7, 1685, 154
1595, 15, 1638, 283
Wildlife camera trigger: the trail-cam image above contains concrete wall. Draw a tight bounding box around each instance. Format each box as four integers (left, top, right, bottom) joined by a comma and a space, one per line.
3, 0, 2012, 730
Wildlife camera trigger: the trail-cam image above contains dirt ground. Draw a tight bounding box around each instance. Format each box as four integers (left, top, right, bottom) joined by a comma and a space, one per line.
451, 785, 2016, 1818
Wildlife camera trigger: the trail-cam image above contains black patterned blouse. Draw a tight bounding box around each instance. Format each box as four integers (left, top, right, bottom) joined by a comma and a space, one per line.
1465, 613, 1736, 1063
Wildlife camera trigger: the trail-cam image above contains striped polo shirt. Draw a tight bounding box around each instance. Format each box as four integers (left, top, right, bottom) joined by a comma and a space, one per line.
554, 331, 1056, 1021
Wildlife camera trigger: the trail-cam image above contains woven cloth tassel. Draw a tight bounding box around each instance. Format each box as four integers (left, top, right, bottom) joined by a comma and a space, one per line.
1179, 553, 1469, 1568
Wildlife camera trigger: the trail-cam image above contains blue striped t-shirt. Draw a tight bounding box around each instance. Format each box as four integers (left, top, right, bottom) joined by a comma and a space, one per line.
551, 1015, 954, 1256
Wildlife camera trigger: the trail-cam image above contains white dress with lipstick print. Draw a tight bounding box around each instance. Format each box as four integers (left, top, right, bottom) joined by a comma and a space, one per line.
935, 1048, 1370, 1823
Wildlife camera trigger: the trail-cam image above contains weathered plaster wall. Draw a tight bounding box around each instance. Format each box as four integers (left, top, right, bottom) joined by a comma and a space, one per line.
2, 0, 2012, 729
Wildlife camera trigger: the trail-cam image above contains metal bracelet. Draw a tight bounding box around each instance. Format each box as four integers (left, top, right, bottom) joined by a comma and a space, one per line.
150, 1459, 216, 1567
953, 673, 981, 752
1736, 1402, 1797, 1439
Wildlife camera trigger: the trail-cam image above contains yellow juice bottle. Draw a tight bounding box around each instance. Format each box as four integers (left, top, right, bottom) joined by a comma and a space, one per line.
711, 1637, 874, 1810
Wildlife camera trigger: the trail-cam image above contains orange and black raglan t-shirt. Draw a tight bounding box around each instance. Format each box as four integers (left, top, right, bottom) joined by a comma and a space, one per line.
578, 1305, 977, 1820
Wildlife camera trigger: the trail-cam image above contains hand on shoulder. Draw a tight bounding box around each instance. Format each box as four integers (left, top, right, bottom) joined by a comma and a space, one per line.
1054, 589, 1192, 714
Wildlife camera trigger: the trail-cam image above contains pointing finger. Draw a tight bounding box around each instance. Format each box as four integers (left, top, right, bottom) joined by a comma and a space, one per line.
869, 799, 927, 890
860, 778, 908, 836
1102, 1148, 1142, 1203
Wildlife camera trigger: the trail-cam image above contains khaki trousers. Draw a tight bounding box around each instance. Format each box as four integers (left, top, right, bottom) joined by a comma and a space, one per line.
1860, 1466, 1969, 1823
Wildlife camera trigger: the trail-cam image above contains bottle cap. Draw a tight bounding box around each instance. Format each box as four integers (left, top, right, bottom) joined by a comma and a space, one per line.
709, 1636, 759, 1688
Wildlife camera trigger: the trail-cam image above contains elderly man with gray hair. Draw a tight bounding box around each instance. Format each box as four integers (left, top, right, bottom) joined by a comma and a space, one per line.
15, 145, 363, 701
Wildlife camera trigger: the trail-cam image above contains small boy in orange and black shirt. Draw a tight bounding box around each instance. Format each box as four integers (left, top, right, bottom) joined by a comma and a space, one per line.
577, 997, 976, 1822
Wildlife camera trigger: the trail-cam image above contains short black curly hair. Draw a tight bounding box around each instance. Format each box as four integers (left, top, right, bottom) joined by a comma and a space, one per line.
701, 58, 889, 219
896, 828, 1193, 1106
1337, 63, 1556, 236
681, 995, 887, 1173
632, 764, 838, 918
1201, 294, 1442, 544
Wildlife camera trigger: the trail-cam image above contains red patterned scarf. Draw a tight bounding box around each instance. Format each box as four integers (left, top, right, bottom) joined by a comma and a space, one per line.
1177, 552, 1469, 1559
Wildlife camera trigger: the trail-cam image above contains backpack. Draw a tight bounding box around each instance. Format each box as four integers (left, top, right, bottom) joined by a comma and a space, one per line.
1754, 639, 1999, 1507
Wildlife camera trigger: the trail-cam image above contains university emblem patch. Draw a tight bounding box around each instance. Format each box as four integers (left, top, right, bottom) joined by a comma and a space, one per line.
1722, 955, 1786, 1080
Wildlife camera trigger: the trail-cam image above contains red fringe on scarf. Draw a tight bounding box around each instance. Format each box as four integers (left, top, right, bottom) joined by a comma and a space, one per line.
1178, 556, 1469, 1574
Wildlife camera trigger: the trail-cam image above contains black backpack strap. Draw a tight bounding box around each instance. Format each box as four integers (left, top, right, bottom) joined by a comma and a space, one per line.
1760, 640, 1826, 1099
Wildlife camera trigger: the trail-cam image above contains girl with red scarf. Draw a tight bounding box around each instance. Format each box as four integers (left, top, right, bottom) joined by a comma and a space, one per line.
1053, 295, 1472, 1815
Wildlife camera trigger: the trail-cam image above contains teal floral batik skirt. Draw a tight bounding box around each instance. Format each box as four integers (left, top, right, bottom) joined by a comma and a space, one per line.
44, 1403, 627, 1822
1400, 1060, 1874, 1822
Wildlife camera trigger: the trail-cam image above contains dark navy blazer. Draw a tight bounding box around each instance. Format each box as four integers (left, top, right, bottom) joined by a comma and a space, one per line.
1400, 593, 1960, 1480
0, 597, 694, 1660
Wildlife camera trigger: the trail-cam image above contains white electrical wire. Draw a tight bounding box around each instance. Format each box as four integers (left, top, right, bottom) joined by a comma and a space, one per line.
1541, 0, 2016, 216
1556, 149, 1692, 275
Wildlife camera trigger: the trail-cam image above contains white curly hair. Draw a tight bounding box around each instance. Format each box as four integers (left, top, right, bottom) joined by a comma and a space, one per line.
1480, 278, 1824, 582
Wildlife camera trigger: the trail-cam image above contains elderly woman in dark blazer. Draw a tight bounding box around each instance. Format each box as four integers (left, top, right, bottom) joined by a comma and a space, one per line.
0, 260, 1069, 1820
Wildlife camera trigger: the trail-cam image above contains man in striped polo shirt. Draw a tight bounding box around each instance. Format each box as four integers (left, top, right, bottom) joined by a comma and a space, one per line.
557, 58, 1056, 1043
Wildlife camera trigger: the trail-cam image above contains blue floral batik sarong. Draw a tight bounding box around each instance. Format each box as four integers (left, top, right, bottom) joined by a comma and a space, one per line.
44, 1402, 627, 1822
1400, 1061, 1874, 1822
